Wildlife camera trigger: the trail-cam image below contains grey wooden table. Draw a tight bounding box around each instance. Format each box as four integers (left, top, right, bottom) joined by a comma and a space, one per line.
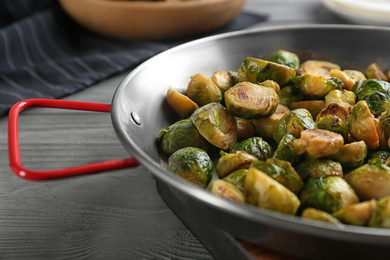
0, 1, 348, 259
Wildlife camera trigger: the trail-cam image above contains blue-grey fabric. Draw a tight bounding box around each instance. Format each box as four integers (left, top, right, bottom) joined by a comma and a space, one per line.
0, 0, 267, 116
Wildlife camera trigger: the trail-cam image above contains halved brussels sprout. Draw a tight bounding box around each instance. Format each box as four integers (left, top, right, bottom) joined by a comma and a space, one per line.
344, 70, 367, 82
376, 110, 390, 150
253, 104, 290, 139
268, 49, 300, 70
324, 89, 356, 113
244, 167, 301, 215
235, 118, 255, 140
211, 70, 233, 93
241, 57, 296, 86
223, 169, 248, 192
292, 74, 343, 99
272, 132, 300, 165
273, 108, 317, 143
329, 141, 367, 171
348, 100, 379, 150
216, 151, 258, 178
300, 175, 359, 214
366, 150, 390, 163
191, 102, 237, 150
168, 147, 213, 188
166, 88, 199, 118
229, 137, 273, 161
186, 73, 222, 106
352, 79, 390, 115
290, 129, 344, 159
228, 69, 247, 84
250, 158, 304, 194
278, 85, 303, 107
301, 208, 342, 225
349, 158, 390, 200
366, 63, 388, 81
333, 200, 376, 226
158, 119, 209, 156
289, 100, 326, 119
330, 69, 359, 91
224, 82, 279, 119
260, 79, 280, 93
298, 60, 340, 76
316, 103, 348, 125
208, 179, 245, 203
295, 159, 343, 181
316, 114, 348, 142
368, 196, 390, 228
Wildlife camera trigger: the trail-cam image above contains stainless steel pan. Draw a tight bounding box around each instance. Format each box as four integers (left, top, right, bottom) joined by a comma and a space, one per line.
9, 25, 390, 259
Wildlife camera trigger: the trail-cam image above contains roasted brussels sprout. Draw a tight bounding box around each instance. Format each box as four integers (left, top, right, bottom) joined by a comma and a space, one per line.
272, 132, 300, 165
253, 104, 290, 139
316, 115, 348, 142
273, 108, 317, 143
289, 100, 326, 119
229, 137, 273, 161
290, 129, 344, 159
186, 73, 222, 106
295, 159, 343, 181
348, 100, 379, 150
250, 158, 304, 194
158, 119, 209, 156
299, 175, 359, 214
228, 69, 247, 84
298, 60, 340, 76
330, 141, 367, 171
166, 88, 199, 118
168, 147, 213, 188
223, 169, 248, 192
244, 167, 301, 215
368, 196, 390, 228
260, 79, 280, 93
324, 89, 356, 113
268, 49, 300, 70
224, 82, 279, 119
278, 85, 303, 107
316, 103, 348, 125
241, 57, 296, 86
235, 118, 255, 140
352, 79, 390, 115
191, 102, 237, 150
216, 151, 257, 178
366, 150, 390, 163
330, 69, 360, 91
366, 63, 388, 81
333, 200, 376, 226
376, 110, 390, 150
292, 74, 343, 99
211, 70, 233, 93
208, 179, 245, 203
349, 158, 390, 200
301, 208, 342, 225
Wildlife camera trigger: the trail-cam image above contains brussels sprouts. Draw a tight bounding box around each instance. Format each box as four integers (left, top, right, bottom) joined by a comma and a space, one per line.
330, 69, 360, 91
316, 115, 348, 142
344, 69, 367, 82
366, 150, 390, 163
229, 137, 273, 161
191, 102, 237, 150
186, 73, 222, 106
260, 79, 280, 93
211, 70, 233, 93
298, 60, 340, 76
241, 57, 296, 86
330, 141, 367, 171
223, 169, 248, 192
244, 167, 301, 215
208, 179, 245, 203
292, 74, 343, 99
158, 119, 209, 156
273, 108, 317, 143
333, 200, 376, 226
349, 158, 390, 200
253, 104, 290, 139
300, 176, 359, 214
368, 196, 390, 228
166, 88, 199, 118
295, 159, 343, 181
376, 110, 390, 150
348, 100, 379, 150
216, 151, 258, 178
224, 82, 279, 119
228, 69, 247, 84
278, 85, 303, 107
235, 118, 255, 140
289, 100, 326, 119
250, 158, 304, 194
324, 89, 356, 113
168, 147, 213, 188
301, 208, 342, 225
366, 63, 388, 81
316, 103, 349, 125
290, 129, 344, 159
268, 49, 300, 70
272, 132, 300, 165
352, 79, 390, 115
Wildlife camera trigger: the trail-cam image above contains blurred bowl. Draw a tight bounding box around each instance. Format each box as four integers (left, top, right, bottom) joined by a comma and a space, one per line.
59, 0, 247, 40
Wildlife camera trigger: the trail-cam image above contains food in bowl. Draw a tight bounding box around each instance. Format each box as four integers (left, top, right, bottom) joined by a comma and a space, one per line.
157, 49, 390, 229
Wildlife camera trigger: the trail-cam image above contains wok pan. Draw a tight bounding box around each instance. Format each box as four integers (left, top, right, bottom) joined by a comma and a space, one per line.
8, 25, 390, 259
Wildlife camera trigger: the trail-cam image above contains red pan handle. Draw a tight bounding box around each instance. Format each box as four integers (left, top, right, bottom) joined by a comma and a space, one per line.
8, 99, 140, 181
